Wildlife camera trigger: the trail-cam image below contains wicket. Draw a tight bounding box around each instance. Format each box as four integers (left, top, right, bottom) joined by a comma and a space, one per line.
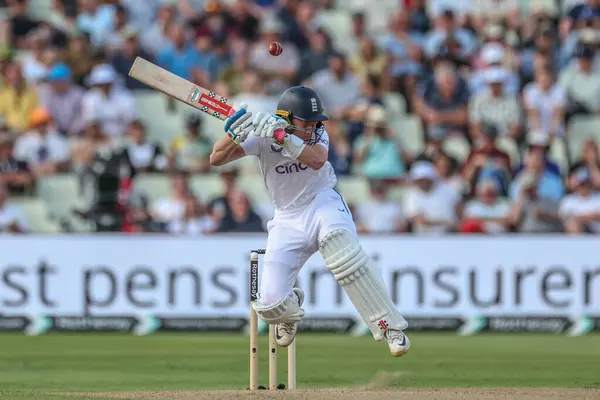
249, 249, 297, 390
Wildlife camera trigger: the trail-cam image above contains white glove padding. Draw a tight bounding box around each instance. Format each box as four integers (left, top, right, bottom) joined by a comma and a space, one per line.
224, 104, 253, 144
251, 112, 288, 139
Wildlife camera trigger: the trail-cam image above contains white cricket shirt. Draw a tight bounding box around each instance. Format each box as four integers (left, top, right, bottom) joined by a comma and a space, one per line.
240, 131, 337, 211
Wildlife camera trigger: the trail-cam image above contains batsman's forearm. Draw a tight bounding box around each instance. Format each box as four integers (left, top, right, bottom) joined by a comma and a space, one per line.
210, 137, 241, 166
296, 145, 327, 170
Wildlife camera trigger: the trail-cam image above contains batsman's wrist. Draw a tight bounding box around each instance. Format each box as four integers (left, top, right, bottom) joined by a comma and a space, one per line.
227, 130, 241, 144
280, 134, 305, 159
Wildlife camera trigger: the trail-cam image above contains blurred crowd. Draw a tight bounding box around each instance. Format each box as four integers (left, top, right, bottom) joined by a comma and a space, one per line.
1, 0, 600, 236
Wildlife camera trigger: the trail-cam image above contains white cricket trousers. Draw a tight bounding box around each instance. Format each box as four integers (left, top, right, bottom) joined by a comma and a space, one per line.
259, 188, 357, 305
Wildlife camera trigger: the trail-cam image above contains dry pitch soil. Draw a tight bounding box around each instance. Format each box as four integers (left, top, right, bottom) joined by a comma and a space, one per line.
70, 388, 600, 400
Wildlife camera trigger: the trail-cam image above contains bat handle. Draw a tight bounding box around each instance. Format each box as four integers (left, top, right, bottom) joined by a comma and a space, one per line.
273, 129, 286, 143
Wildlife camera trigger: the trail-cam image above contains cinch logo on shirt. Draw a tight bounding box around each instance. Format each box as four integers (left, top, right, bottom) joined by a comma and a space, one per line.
275, 162, 308, 174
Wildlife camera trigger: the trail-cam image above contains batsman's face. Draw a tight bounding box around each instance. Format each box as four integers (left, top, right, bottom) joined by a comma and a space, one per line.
290, 118, 319, 142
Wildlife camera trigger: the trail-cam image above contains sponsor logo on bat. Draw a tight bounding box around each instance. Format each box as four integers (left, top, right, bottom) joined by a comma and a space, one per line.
199, 93, 232, 115
190, 88, 201, 103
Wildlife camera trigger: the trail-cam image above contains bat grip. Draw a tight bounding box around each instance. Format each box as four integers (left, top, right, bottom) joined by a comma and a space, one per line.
273, 129, 286, 143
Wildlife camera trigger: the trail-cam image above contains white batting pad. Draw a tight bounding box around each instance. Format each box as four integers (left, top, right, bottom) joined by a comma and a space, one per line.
252, 292, 304, 324
319, 229, 408, 340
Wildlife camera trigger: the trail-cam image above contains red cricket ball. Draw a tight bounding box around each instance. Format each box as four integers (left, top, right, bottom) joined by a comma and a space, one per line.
269, 41, 283, 57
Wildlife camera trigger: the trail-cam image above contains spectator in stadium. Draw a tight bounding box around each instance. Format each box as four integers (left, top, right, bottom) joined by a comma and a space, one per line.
470, 43, 520, 96
276, 0, 312, 50
326, 123, 351, 176
468, 67, 522, 141
349, 37, 388, 80
343, 74, 385, 146
4, 0, 38, 49
559, 45, 600, 121
355, 180, 406, 234
81, 63, 137, 138
63, 31, 95, 87
208, 34, 233, 82
349, 11, 367, 46
470, 0, 520, 31
170, 114, 212, 173
216, 188, 265, 233
111, 29, 154, 90
0, 130, 33, 196
119, 0, 167, 32
560, 7, 599, 63
13, 107, 70, 177
298, 27, 332, 83
563, 0, 600, 35
559, 167, 600, 234
461, 179, 511, 234
20, 30, 54, 84
228, 0, 261, 42
168, 196, 217, 235
249, 15, 299, 92
189, 30, 217, 88
121, 120, 167, 175
520, 24, 560, 82
433, 150, 464, 195
307, 52, 361, 120
523, 67, 567, 138
0, 183, 28, 233
157, 24, 200, 82
218, 42, 251, 96
105, 4, 131, 55
514, 131, 562, 177
0, 61, 39, 133
121, 191, 155, 233
423, 8, 475, 59
71, 120, 115, 175
415, 124, 447, 163
208, 165, 240, 225
472, 24, 519, 73
140, 3, 176, 57
569, 138, 600, 190
508, 173, 562, 233
151, 170, 193, 227
462, 124, 512, 196
37, 63, 86, 137
352, 105, 407, 180
75, 0, 116, 48
382, 12, 423, 88
403, 161, 459, 234
414, 64, 470, 136
511, 146, 565, 203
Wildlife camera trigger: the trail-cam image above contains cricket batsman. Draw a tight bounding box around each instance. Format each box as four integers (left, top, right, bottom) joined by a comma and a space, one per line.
209, 86, 410, 357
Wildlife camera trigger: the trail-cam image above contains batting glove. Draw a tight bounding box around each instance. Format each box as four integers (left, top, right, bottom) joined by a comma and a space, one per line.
224, 104, 253, 144
251, 112, 288, 139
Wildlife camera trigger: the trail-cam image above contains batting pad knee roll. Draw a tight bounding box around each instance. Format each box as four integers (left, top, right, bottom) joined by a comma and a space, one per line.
252, 293, 304, 324
319, 229, 408, 340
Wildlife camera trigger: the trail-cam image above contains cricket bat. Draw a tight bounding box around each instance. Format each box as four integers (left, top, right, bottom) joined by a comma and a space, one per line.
128, 57, 235, 120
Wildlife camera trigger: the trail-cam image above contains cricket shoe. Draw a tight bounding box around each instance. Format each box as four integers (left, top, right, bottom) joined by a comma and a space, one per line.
276, 288, 304, 347
384, 329, 410, 357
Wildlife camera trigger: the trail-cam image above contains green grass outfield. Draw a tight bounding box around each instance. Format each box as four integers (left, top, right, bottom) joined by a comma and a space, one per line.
0, 333, 599, 398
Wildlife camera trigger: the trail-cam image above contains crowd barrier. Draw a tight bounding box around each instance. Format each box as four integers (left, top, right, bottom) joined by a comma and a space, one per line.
0, 235, 598, 336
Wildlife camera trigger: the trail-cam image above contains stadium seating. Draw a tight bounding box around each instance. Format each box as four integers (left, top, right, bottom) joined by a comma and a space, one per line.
567, 117, 600, 161
335, 176, 371, 204
443, 136, 471, 162
392, 115, 424, 155
7, 197, 60, 233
